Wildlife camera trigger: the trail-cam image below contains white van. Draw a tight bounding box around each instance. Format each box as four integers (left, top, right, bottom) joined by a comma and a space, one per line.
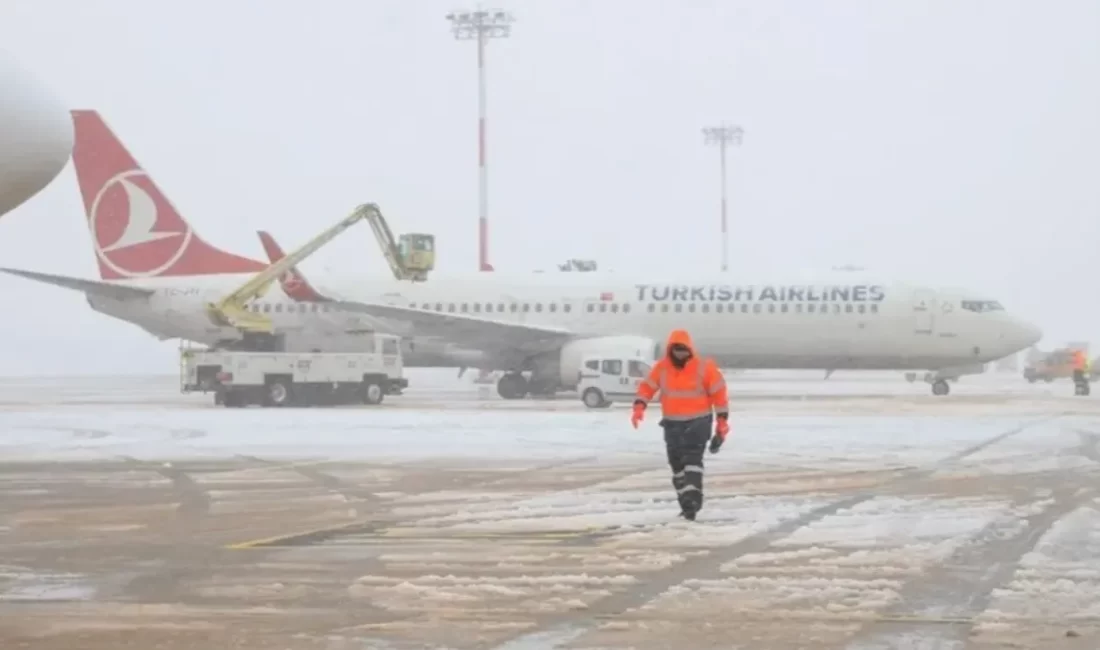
577, 356, 653, 408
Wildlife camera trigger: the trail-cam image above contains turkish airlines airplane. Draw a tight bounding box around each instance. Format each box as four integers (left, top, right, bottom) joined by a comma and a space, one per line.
0, 51, 73, 218
0, 110, 1042, 398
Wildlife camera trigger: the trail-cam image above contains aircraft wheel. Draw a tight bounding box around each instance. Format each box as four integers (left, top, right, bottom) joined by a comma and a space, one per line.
497, 373, 528, 400
931, 379, 950, 396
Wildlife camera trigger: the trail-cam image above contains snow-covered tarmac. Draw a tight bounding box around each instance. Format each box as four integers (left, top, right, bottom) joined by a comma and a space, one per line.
1, 370, 1098, 649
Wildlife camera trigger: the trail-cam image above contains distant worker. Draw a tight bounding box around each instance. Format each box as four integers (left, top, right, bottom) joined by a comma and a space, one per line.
1072, 349, 1090, 392
631, 329, 730, 521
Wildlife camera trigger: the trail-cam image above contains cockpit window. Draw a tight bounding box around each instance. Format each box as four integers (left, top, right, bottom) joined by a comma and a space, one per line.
961, 300, 1004, 313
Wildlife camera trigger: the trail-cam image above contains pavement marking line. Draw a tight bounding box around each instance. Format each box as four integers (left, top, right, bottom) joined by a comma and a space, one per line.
226, 522, 599, 548
225, 520, 379, 550
590, 612, 1100, 625
377, 528, 596, 540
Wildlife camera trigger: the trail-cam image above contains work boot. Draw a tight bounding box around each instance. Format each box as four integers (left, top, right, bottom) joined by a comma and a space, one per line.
679, 509, 696, 521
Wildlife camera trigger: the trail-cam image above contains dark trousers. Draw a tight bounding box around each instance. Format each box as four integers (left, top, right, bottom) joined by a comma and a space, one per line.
1074, 369, 1088, 385
661, 415, 713, 514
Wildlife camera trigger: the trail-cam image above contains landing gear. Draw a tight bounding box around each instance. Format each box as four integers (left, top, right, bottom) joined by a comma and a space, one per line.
931, 379, 950, 396
526, 377, 558, 400
497, 372, 529, 400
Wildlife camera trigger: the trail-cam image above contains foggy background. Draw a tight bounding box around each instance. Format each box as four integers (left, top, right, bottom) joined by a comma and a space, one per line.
0, 0, 1097, 375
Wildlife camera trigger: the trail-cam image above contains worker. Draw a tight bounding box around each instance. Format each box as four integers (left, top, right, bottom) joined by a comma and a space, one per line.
1073, 349, 1090, 389
631, 329, 730, 521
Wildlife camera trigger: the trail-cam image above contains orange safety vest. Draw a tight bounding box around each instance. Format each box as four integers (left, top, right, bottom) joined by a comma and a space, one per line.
636, 329, 729, 421
1073, 350, 1088, 371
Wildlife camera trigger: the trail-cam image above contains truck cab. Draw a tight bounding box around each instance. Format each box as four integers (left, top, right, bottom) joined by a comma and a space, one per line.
577, 356, 652, 408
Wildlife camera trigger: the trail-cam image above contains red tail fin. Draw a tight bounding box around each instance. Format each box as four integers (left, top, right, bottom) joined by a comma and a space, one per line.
70, 110, 266, 280
257, 230, 329, 301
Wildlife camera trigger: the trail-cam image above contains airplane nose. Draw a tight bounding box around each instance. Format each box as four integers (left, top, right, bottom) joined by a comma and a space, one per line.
1011, 319, 1043, 350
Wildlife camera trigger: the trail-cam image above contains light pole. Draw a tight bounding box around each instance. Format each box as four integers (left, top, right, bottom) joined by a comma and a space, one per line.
446, 8, 514, 272
702, 124, 743, 273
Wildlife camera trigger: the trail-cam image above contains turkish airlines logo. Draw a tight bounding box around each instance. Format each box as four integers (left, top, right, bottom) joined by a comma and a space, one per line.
90, 170, 193, 278
281, 271, 304, 293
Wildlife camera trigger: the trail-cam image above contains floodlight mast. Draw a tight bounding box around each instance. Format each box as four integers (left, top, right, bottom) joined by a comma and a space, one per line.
702, 124, 744, 273
446, 8, 514, 272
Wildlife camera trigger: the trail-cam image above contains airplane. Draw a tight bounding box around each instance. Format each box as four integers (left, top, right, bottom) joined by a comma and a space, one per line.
0, 110, 1043, 399
0, 50, 74, 218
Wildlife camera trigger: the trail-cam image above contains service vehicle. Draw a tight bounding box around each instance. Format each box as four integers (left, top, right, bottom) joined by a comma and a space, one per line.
1022, 349, 1099, 383
577, 355, 653, 408
180, 334, 407, 407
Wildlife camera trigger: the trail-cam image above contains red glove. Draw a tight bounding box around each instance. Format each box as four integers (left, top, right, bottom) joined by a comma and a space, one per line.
710, 417, 730, 454
630, 402, 645, 429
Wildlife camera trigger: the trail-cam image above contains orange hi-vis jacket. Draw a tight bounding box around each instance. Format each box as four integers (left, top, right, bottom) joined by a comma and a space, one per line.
1073, 350, 1088, 371
635, 329, 730, 422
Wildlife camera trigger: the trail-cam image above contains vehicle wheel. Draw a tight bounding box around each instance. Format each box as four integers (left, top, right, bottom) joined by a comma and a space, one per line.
362, 381, 385, 405
582, 387, 606, 408
931, 379, 950, 396
266, 380, 291, 407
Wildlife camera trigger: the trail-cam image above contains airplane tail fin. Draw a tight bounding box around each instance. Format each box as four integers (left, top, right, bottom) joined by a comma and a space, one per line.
257, 230, 330, 301
69, 110, 266, 281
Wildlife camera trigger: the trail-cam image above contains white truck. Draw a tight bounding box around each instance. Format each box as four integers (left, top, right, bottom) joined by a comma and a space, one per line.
180, 334, 408, 407
577, 356, 653, 408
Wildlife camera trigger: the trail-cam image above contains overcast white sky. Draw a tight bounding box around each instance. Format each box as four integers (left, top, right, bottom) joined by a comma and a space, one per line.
0, 0, 1097, 375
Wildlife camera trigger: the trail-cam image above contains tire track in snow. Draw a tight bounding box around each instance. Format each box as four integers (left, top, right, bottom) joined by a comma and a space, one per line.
841, 484, 1097, 649
1071, 428, 1100, 465
233, 454, 383, 521
115, 456, 213, 601
117, 456, 210, 519
232, 453, 609, 524
490, 414, 1063, 649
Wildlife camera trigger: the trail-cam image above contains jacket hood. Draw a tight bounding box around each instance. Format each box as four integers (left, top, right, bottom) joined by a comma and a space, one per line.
666, 329, 696, 355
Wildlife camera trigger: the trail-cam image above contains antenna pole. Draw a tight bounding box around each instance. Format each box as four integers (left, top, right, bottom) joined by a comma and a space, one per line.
702, 124, 744, 273
446, 7, 515, 272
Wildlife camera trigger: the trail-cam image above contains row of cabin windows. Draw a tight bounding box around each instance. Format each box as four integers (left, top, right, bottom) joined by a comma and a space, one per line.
248, 301, 880, 316
646, 302, 880, 315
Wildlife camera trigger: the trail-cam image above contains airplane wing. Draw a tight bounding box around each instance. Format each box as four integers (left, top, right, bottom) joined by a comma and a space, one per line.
0, 267, 154, 300
330, 300, 578, 354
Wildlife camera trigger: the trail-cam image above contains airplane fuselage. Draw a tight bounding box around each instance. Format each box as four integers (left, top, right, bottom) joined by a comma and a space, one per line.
86, 274, 1040, 376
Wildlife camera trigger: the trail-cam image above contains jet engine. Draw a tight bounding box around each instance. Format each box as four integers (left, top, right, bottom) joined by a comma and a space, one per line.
494, 335, 660, 399
556, 335, 659, 388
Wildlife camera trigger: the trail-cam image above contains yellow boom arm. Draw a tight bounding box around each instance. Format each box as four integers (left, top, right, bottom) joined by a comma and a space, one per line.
205, 203, 379, 333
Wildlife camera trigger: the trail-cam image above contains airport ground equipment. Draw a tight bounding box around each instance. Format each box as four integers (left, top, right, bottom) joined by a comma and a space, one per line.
1022, 348, 1090, 383
180, 334, 407, 407
206, 204, 422, 350
395, 232, 435, 280
577, 355, 652, 408
366, 206, 434, 281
